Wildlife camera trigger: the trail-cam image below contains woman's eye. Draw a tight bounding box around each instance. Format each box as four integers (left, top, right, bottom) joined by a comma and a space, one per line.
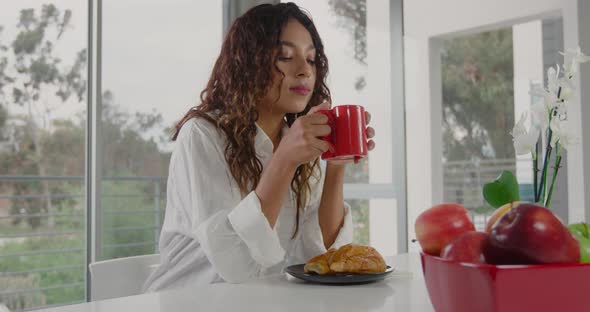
307, 59, 316, 65
278, 56, 292, 61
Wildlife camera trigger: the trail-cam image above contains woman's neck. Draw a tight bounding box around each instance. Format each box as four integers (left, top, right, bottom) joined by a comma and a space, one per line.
256, 110, 285, 151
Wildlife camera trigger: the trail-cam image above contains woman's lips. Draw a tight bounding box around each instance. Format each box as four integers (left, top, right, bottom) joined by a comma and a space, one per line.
290, 86, 310, 96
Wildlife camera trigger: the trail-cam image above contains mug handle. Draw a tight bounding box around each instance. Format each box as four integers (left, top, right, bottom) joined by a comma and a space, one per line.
317, 110, 336, 160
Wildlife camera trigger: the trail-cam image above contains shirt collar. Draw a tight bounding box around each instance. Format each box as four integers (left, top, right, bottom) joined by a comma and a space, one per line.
255, 121, 289, 155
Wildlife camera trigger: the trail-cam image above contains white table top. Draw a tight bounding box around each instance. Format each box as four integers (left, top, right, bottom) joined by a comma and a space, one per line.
40, 253, 435, 312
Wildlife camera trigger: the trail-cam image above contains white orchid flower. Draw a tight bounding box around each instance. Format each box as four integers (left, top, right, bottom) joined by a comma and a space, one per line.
554, 101, 568, 120
554, 73, 575, 99
564, 58, 579, 78
529, 84, 558, 112
560, 47, 590, 78
560, 47, 590, 64
527, 47, 586, 208
543, 66, 572, 109
512, 111, 528, 138
559, 85, 574, 101
547, 65, 560, 95
512, 111, 540, 155
550, 118, 578, 150
557, 131, 578, 150
529, 84, 546, 98
530, 102, 549, 131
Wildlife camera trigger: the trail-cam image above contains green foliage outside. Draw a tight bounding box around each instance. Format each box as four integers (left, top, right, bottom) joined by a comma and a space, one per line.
441, 28, 516, 215
0, 180, 166, 309
0, 5, 88, 309
0, 4, 86, 231
0, 236, 85, 307
0, 4, 168, 310
0, 275, 47, 311
100, 179, 166, 260
441, 29, 515, 162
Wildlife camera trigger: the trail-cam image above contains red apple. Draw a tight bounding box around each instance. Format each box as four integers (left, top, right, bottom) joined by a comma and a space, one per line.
485, 201, 523, 233
415, 203, 475, 256
484, 203, 580, 265
441, 231, 488, 264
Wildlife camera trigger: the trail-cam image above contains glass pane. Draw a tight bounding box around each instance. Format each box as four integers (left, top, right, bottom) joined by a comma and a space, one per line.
440, 19, 568, 230
346, 198, 397, 256
286, 0, 394, 184
0, 2, 88, 310
100, 1, 222, 260
347, 199, 369, 245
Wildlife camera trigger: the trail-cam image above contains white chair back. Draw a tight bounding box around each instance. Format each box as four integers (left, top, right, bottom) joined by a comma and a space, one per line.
89, 254, 160, 301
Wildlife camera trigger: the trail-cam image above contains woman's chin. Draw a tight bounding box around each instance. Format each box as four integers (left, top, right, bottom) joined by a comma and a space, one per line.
274, 97, 311, 115
290, 101, 311, 114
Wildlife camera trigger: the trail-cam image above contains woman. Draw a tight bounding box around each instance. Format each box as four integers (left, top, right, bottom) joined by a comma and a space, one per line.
143, 2, 376, 291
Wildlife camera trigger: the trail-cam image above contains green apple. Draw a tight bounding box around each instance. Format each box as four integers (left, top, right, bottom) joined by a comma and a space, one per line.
568, 222, 590, 263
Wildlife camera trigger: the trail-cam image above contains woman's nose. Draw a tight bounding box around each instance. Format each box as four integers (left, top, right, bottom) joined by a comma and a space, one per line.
296, 59, 312, 78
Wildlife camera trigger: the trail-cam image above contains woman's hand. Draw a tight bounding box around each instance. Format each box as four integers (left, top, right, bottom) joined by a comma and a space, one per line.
365, 111, 376, 150
327, 110, 376, 166
275, 102, 333, 167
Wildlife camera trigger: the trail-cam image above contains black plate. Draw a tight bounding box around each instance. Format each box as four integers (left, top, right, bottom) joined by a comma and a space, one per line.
285, 264, 394, 285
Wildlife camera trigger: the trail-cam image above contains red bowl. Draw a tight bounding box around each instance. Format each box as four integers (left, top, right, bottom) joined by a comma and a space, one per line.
420, 251, 590, 312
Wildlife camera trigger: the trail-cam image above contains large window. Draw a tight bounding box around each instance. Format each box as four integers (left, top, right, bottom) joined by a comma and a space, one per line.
98, 1, 222, 261
0, 1, 405, 310
0, 2, 88, 310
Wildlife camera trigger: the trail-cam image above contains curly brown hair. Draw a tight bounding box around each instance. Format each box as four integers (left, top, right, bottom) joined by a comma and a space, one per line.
172, 3, 331, 238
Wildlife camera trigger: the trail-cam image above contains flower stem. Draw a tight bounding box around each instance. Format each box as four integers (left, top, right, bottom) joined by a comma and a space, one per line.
533, 143, 539, 203
536, 129, 553, 205
545, 151, 562, 209
536, 106, 557, 205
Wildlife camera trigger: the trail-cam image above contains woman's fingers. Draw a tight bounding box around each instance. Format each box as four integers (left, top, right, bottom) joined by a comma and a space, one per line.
308, 101, 331, 115
367, 140, 375, 151
310, 138, 332, 153
365, 111, 371, 124
366, 126, 375, 139
311, 124, 332, 137
307, 113, 329, 125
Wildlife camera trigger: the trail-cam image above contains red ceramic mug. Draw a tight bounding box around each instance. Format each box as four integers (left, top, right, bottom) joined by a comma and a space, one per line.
317, 105, 368, 161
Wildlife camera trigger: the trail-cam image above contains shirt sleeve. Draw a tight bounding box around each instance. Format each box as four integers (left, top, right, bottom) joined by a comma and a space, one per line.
295, 163, 354, 262
173, 121, 285, 283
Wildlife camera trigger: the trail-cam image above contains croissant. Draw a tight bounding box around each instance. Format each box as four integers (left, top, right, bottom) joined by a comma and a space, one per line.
304, 244, 387, 275
329, 244, 387, 274
304, 248, 336, 274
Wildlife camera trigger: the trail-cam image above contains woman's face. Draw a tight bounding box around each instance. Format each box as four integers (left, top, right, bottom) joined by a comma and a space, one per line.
260, 18, 317, 115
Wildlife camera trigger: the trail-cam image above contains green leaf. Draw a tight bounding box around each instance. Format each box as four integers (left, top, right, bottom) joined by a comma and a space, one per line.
483, 170, 520, 208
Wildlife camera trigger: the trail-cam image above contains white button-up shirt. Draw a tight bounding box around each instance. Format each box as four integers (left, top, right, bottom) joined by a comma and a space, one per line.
143, 116, 353, 291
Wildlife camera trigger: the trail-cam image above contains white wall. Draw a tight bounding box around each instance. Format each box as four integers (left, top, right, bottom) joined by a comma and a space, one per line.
403, 0, 588, 251
579, 0, 590, 225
